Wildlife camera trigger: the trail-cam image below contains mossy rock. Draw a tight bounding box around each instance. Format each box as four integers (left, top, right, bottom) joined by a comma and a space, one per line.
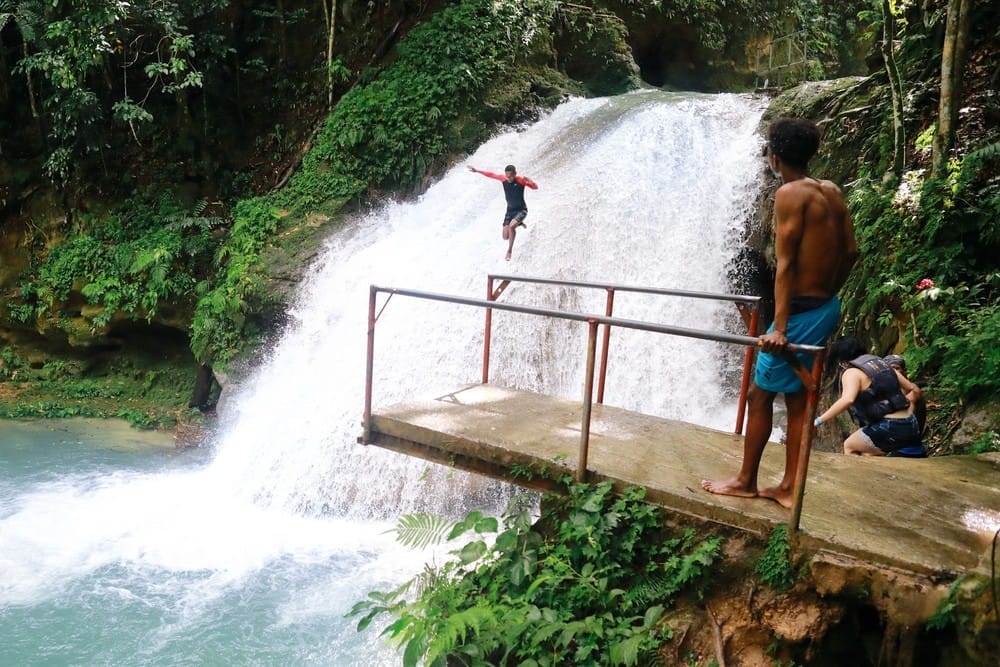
762, 76, 881, 185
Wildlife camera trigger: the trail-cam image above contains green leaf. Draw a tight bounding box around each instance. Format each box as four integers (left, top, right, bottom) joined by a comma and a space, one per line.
402, 635, 425, 667
473, 516, 499, 534
609, 633, 644, 666
457, 540, 487, 565
643, 604, 664, 628
394, 513, 455, 549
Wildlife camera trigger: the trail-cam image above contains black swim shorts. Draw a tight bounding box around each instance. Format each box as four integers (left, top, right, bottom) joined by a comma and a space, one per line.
503, 209, 527, 226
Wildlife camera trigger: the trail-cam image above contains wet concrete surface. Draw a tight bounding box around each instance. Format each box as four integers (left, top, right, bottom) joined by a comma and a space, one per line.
368, 384, 1000, 577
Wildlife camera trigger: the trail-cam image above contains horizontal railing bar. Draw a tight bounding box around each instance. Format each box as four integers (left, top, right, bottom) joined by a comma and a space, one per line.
486, 274, 762, 305
373, 286, 822, 353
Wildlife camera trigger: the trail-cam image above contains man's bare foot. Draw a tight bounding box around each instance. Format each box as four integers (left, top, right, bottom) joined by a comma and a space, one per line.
505, 251, 512, 261
758, 486, 794, 509
701, 478, 758, 499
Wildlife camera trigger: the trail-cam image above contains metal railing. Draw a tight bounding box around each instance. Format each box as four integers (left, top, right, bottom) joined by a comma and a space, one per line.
482, 274, 762, 434
754, 30, 809, 89
360, 278, 826, 533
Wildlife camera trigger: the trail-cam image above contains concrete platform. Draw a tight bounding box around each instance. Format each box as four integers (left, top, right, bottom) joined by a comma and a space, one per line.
366, 384, 1000, 578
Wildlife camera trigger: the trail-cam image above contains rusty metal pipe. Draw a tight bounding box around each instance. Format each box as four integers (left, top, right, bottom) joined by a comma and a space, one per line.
370, 286, 821, 354
483, 276, 494, 384
578, 320, 599, 483
735, 306, 760, 434
487, 273, 760, 305
362, 286, 377, 445
790, 349, 827, 534
596, 289, 615, 404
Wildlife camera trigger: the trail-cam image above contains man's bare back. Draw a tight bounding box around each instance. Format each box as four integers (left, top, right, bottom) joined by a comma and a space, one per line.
766, 175, 856, 351
779, 177, 854, 299
702, 117, 857, 509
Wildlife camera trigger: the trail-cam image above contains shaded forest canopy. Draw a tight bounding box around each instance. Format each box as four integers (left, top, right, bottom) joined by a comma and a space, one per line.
0, 0, 997, 455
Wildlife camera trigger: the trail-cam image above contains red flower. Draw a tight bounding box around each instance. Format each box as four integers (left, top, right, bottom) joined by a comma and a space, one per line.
916, 278, 935, 291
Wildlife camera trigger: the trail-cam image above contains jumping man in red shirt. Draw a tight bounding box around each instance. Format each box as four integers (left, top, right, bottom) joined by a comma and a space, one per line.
468, 164, 538, 261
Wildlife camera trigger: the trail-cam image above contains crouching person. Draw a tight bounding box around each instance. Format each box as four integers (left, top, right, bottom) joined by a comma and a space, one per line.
813, 337, 924, 456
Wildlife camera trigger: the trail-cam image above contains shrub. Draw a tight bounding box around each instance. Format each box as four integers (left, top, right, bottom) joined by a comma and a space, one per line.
350, 482, 722, 666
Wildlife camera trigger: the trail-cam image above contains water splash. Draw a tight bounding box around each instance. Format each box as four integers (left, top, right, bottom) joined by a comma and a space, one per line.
210, 90, 767, 517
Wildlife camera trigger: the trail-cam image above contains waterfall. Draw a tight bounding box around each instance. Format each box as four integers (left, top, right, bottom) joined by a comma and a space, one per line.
209, 90, 767, 517
0, 91, 767, 665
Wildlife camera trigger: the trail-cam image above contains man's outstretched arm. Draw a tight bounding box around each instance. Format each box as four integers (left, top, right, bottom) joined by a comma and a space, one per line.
467, 166, 505, 181
517, 176, 538, 189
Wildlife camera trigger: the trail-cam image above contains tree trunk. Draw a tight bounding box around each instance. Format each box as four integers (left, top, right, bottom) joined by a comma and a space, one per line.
22, 41, 39, 120
881, 0, 906, 178
276, 0, 287, 69
932, 0, 973, 177
188, 363, 217, 410
321, 0, 338, 111
0, 34, 10, 102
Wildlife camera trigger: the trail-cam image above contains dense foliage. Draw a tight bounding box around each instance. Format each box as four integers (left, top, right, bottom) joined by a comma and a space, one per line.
4, 0, 227, 182
832, 0, 1000, 449
755, 524, 795, 591
2, 0, 327, 380
191, 0, 561, 363
11, 193, 220, 328
350, 482, 722, 666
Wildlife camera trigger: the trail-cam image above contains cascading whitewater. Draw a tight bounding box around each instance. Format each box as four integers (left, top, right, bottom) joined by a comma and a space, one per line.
0, 91, 768, 666
209, 90, 768, 518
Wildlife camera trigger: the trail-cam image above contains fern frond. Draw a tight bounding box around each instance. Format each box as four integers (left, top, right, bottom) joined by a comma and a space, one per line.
164, 215, 225, 231
426, 605, 498, 661
628, 573, 674, 608
609, 633, 644, 666
394, 512, 456, 550
967, 140, 1000, 163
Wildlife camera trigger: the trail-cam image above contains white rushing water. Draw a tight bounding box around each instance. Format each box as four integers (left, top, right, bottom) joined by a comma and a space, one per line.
0, 90, 766, 665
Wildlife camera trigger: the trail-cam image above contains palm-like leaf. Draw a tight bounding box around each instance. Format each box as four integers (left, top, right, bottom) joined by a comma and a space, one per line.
394, 512, 456, 550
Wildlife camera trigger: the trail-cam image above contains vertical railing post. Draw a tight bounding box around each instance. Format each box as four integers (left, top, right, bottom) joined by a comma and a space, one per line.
363, 286, 377, 445
802, 33, 808, 82
482, 276, 494, 384
578, 320, 600, 483
596, 289, 615, 404
790, 349, 827, 535
735, 305, 760, 434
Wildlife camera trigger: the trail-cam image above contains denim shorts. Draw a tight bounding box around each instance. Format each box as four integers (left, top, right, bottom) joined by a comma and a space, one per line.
860, 414, 922, 453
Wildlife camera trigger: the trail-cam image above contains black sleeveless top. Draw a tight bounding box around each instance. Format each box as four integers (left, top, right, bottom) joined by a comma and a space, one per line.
502, 179, 527, 211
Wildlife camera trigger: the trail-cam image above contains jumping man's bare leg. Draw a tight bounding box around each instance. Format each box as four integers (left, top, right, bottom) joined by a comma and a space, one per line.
505, 224, 517, 261
702, 383, 776, 499
759, 389, 807, 508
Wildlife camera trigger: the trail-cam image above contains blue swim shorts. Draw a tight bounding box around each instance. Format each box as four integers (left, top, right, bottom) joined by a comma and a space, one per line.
754, 295, 841, 394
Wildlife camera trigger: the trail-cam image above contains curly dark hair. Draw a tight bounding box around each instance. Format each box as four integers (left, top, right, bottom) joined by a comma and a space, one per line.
767, 118, 821, 171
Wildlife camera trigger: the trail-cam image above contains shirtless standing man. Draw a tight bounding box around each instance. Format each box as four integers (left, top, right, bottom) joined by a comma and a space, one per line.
468, 164, 538, 261
702, 117, 859, 508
